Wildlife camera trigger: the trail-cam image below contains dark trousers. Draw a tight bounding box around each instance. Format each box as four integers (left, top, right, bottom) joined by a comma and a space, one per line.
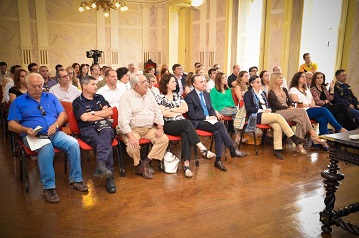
196, 121, 233, 157
324, 103, 358, 130
80, 127, 115, 172
164, 120, 200, 161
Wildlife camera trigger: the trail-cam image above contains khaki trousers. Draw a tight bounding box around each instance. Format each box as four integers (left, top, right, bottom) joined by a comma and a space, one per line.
261, 113, 295, 150
121, 127, 169, 166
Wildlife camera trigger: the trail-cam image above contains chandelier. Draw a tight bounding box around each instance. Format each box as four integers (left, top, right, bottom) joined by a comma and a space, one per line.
79, 0, 128, 17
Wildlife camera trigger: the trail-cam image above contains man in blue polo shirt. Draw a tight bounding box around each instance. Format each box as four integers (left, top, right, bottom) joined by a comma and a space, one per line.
72, 75, 116, 194
8, 73, 88, 203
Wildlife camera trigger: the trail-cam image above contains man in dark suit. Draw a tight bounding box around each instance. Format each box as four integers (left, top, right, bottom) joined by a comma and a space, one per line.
172, 64, 186, 96
185, 74, 249, 171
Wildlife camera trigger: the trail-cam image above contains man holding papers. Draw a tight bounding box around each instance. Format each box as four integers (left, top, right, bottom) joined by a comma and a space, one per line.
8, 73, 88, 203
185, 74, 249, 172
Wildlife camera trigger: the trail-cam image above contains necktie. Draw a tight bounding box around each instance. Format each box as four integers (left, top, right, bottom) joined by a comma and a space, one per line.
199, 92, 209, 116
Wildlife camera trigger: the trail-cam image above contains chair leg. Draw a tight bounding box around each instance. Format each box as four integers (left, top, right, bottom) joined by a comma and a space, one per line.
64, 154, 68, 174
253, 131, 258, 156
22, 151, 29, 193
194, 146, 199, 167
118, 141, 126, 177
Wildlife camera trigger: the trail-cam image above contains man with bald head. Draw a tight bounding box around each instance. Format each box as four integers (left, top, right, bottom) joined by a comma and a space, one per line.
118, 73, 168, 179
8, 73, 88, 203
227, 64, 240, 88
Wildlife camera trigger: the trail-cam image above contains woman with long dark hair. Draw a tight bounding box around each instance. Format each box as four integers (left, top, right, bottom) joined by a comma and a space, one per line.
9, 69, 27, 104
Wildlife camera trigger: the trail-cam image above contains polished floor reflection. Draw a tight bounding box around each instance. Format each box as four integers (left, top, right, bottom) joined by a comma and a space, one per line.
0, 134, 358, 238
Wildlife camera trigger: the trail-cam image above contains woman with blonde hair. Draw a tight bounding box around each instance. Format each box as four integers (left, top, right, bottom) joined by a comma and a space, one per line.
267, 72, 326, 154
66, 66, 81, 90
234, 70, 249, 101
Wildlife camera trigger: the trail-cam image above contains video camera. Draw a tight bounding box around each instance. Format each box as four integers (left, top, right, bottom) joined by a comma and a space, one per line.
86, 50, 102, 64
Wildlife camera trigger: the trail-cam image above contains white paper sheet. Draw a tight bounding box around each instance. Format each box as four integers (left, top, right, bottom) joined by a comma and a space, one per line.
25, 136, 51, 151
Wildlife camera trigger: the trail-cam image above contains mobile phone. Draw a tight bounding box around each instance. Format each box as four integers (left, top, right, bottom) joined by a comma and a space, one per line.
34, 126, 43, 133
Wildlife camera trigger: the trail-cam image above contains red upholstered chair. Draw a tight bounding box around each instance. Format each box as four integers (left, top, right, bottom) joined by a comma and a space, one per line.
14, 135, 67, 193
60, 101, 72, 135
68, 109, 122, 176
112, 107, 151, 176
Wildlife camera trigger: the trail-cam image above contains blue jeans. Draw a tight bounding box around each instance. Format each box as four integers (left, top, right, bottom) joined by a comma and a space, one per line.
306, 107, 343, 135
24, 131, 83, 189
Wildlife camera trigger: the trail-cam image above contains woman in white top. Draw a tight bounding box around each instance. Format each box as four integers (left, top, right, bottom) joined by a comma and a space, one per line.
288, 72, 346, 145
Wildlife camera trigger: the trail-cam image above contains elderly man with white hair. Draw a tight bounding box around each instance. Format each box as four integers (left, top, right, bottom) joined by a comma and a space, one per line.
117, 73, 168, 179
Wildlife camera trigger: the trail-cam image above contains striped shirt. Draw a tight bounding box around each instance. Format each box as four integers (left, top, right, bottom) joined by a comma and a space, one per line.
118, 89, 164, 134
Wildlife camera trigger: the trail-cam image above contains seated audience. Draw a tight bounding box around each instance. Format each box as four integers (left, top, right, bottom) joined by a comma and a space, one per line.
118, 73, 169, 179
172, 64, 186, 96
9, 69, 27, 104
155, 74, 216, 178
77, 64, 89, 79
8, 73, 88, 203
116, 67, 131, 92
234, 70, 249, 101
49, 69, 81, 102
288, 72, 346, 142
185, 74, 249, 171
310, 71, 358, 130
244, 75, 306, 159
39, 66, 54, 91
267, 72, 327, 155
97, 69, 123, 109
72, 75, 116, 194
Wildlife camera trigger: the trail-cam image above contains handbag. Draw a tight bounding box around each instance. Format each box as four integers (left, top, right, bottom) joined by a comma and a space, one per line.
233, 105, 246, 130
163, 151, 179, 173
94, 119, 112, 132
219, 106, 238, 117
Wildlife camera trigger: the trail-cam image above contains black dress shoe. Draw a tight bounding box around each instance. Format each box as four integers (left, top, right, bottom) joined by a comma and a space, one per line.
230, 149, 249, 158
106, 176, 117, 194
214, 161, 227, 171
274, 150, 284, 160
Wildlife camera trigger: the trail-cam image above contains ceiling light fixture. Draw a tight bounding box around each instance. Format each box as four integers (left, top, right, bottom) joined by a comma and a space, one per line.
79, 0, 128, 17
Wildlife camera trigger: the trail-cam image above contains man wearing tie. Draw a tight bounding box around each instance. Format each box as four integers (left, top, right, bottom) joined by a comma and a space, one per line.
185, 74, 249, 171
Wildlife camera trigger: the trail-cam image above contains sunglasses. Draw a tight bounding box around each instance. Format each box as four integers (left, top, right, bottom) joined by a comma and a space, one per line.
38, 105, 46, 116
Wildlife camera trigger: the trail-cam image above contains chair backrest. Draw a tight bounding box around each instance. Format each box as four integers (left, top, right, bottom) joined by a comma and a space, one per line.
60, 101, 72, 123
231, 88, 239, 106
112, 107, 118, 128
239, 98, 244, 108
68, 110, 80, 134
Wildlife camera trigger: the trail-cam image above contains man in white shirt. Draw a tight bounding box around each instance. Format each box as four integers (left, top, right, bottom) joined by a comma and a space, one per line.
97, 69, 123, 109
206, 68, 217, 92
49, 69, 81, 102
118, 73, 168, 179
0, 61, 9, 81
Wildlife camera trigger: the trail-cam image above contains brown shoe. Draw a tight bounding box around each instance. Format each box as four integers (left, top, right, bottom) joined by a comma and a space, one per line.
214, 161, 227, 172
135, 165, 153, 179
43, 189, 60, 203
69, 181, 89, 192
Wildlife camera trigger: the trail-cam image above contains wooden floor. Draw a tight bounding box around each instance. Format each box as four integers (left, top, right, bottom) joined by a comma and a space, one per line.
0, 133, 358, 238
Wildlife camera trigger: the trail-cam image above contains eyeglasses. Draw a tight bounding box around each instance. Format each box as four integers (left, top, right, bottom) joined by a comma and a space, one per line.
38, 105, 46, 116
68, 72, 74, 75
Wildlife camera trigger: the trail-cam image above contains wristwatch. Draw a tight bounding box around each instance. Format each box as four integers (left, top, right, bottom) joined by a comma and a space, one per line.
91, 111, 95, 115
56, 124, 59, 129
